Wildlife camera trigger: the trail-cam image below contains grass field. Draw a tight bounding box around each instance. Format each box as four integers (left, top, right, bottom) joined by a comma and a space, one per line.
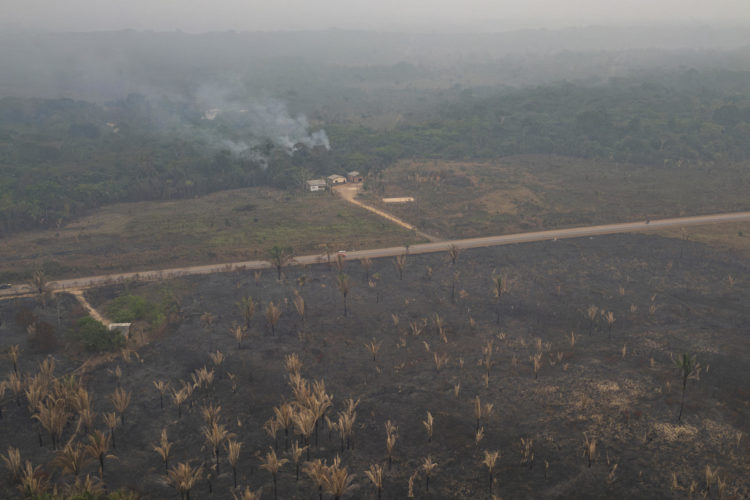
0, 187, 420, 281
361, 155, 750, 241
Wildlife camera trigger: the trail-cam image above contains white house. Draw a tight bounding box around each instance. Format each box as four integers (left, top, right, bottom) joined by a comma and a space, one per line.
327, 174, 347, 186
305, 179, 327, 192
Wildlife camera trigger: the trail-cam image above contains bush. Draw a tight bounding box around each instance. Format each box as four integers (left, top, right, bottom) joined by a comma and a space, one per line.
105, 294, 161, 323
73, 316, 125, 352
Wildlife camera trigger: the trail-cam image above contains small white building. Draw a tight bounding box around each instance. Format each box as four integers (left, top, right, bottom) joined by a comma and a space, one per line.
327, 174, 347, 186
108, 323, 132, 336
305, 179, 327, 192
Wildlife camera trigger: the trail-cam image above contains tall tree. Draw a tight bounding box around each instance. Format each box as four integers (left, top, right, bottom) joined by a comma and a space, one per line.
336, 274, 351, 317
675, 353, 700, 422
268, 246, 294, 280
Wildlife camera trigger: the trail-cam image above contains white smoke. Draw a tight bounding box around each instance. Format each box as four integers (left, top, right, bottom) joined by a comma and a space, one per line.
193, 84, 330, 165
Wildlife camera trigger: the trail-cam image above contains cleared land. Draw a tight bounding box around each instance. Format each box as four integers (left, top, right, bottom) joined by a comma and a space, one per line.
360, 155, 750, 241
0, 187, 421, 281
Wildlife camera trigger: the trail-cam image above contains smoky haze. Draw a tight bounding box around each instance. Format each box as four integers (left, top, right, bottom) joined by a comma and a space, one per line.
3, 0, 750, 33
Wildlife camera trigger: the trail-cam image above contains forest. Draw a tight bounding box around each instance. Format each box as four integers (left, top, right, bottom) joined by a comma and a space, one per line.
2, 67, 750, 235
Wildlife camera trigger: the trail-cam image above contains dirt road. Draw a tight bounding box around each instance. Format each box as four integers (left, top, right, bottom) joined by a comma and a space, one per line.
2, 211, 750, 298
333, 184, 440, 242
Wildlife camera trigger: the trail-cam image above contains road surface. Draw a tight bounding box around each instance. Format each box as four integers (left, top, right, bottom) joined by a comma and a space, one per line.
2, 211, 750, 299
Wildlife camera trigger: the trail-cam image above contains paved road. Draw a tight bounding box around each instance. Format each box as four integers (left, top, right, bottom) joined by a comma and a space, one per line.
2, 211, 750, 298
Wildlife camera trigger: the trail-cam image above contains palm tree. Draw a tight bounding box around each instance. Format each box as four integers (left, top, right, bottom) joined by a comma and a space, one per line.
167, 462, 203, 500
586, 305, 598, 335
226, 439, 242, 488
33, 397, 69, 449
153, 428, 173, 474
52, 438, 91, 479
393, 253, 406, 280
293, 292, 305, 328
268, 245, 294, 280
103, 412, 118, 449
481, 450, 500, 495
294, 408, 317, 459
153, 380, 169, 410
325, 456, 356, 500
8, 345, 19, 374
202, 421, 233, 475
84, 430, 115, 479
260, 447, 288, 500
364, 463, 384, 500
18, 460, 49, 498
171, 387, 188, 419
275, 402, 296, 451
364, 338, 382, 362
111, 387, 131, 425
492, 276, 503, 324
266, 302, 281, 335
303, 458, 327, 500
583, 433, 597, 468
421, 456, 438, 492
231, 325, 248, 350
385, 420, 398, 470
360, 257, 372, 281
336, 274, 351, 317
233, 486, 263, 500
289, 440, 307, 481
1, 447, 23, 484
264, 417, 282, 452
423, 411, 434, 443
237, 296, 256, 330
448, 244, 460, 265
675, 353, 700, 422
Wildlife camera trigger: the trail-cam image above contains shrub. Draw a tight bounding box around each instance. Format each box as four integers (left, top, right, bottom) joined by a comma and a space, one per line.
73, 316, 125, 352
105, 294, 161, 324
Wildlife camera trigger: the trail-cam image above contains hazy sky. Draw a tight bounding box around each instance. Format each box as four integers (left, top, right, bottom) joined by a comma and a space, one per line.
4, 0, 750, 33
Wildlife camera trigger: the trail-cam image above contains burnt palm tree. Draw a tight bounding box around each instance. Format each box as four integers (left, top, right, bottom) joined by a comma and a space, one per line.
52, 438, 91, 479
260, 447, 288, 500
266, 302, 281, 336
202, 421, 233, 475
226, 439, 242, 488
153, 380, 169, 410
84, 430, 115, 479
365, 463, 384, 500
481, 450, 500, 495
167, 462, 203, 500
493, 276, 503, 324
675, 353, 700, 422
237, 295, 256, 330
360, 257, 373, 281
110, 387, 131, 425
153, 428, 173, 474
336, 274, 351, 317
33, 397, 69, 449
393, 253, 406, 280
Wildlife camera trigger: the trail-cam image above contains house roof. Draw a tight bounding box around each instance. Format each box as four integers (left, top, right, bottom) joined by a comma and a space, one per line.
347, 171, 361, 176
305, 179, 326, 185
327, 174, 346, 180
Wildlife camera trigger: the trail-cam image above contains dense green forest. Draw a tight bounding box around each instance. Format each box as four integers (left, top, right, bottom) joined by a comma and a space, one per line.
2, 69, 750, 235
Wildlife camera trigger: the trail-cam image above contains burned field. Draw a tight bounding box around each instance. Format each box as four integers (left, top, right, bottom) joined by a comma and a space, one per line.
1, 233, 749, 499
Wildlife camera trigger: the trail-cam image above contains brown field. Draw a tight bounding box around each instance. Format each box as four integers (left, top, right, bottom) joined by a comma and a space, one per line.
360, 156, 750, 241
